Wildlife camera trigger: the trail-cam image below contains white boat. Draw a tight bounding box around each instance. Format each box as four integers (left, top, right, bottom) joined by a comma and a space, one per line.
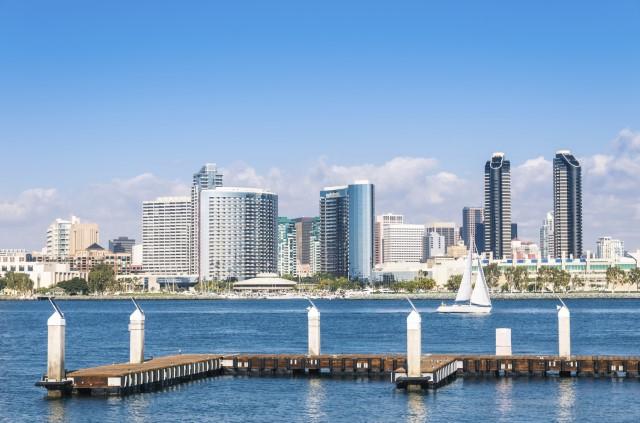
437, 247, 492, 314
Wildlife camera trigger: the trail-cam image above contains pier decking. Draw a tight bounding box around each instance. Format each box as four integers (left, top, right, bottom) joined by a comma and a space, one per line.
37, 352, 640, 397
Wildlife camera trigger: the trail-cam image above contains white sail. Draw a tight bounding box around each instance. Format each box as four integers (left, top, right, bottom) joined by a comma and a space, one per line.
454, 250, 473, 302
470, 258, 491, 307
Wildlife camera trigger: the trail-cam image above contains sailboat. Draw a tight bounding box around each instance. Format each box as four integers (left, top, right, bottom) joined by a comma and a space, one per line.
436, 246, 492, 314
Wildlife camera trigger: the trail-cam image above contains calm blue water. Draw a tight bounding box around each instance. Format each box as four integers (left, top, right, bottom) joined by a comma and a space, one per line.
1, 299, 640, 422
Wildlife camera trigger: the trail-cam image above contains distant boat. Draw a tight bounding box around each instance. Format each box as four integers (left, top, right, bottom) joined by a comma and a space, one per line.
437, 247, 492, 314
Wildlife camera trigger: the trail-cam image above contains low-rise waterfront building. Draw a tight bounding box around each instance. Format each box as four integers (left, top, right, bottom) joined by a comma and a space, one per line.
0, 249, 85, 290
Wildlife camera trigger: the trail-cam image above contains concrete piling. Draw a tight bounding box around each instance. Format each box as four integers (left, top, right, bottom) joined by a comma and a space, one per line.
496, 328, 512, 356
406, 309, 422, 378
307, 302, 320, 356
558, 304, 571, 358
47, 302, 66, 382
129, 299, 145, 364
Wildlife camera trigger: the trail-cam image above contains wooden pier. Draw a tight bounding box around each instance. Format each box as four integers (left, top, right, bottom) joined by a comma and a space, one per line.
38, 354, 223, 396
38, 352, 640, 397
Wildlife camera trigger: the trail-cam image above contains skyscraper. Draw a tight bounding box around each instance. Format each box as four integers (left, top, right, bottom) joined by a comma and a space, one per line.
46, 216, 99, 258
320, 186, 349, 277
381, 223, 424, 263
142, 197, 191, 275
277, 216, 319, 277
348, 181, 375, 281
484, 152, 512, 259
461, 207, 483, 249
553, 150, 583, 258
277, 217, 297, 276
539, 211, 554, 258
191, 164, 223, 276
374, 213, 404, 264
319, 181, 375, 281
199, 188, 277, 281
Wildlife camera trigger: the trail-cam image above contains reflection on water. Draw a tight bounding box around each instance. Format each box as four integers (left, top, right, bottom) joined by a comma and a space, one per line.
556, 379, 575, 423
495, 378, 513, 419
47, 397, 65, 423
407, 392, 428, 423
306, 378, 326, 423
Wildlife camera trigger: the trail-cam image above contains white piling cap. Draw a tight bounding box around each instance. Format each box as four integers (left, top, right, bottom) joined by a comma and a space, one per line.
557, 304, 570, 317
47, 311, 65, 326
407, 309, 421, 328
130, 298, 145, 321
47, 298, 65, 326
130, 308, 145, 322
307, 305, 320, 318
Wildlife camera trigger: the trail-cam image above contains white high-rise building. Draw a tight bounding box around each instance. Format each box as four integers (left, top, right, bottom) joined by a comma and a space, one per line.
382, 223, 425, 263
375, 214, 404, 264
539, 211, 554, 258
425, 232, 446, 259
46, 216, 99, 259
46, 218, 73, 259
191, 164, 223, 276
596, 237, 624, 260
199, 188, 278, 281
142, 197, 192, 275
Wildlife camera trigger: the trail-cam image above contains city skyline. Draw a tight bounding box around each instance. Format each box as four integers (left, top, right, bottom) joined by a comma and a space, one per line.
1, 141, 639, 253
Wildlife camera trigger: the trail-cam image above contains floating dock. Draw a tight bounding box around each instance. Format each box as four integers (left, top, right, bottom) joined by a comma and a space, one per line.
36, 353, 640, 397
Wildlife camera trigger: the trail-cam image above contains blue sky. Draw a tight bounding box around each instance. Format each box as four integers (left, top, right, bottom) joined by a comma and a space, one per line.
1, 1, 639, 250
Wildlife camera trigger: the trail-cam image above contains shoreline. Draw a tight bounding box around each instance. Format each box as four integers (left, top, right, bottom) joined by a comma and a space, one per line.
3, 291, 640, 301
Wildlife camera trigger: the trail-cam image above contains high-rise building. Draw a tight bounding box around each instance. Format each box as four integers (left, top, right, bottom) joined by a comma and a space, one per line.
191, 164, 223, 276
319, 181, 375, 281
347, 182, 375, 281
310, 218, 321, 276
553, 150, 583, 258
199, 188, 277, 281
539, 212, 554, 258
295, 217, 318, 277
109, 236, 136, 254
596, 236, 624, 260
320, 186, 349, 277
475, 223, 485, 253
382, 223, 425, 263
425, 222, 458, 250
461, 207, 483, 250
375, 213, 404, 264
46, 218, 72, 259
46, 216, 99, 258
511, 223, 518, 240
142, 197, 191, 275
425, 232, 446, 258
484, 152, 512, 259
69, 220, 99, 256
277, 216, 320, 277
277, 217, 297, 276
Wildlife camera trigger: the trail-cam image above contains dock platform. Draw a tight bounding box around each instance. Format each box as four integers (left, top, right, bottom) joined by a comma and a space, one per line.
38, 354, 223, 396
37, 353, 640, 397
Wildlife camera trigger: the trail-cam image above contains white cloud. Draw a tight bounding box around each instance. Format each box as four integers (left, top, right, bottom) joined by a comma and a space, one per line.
0, 188, 58, 223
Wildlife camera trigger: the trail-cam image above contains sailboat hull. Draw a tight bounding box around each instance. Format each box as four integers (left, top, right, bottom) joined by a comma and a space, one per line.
436, 304, 492, 314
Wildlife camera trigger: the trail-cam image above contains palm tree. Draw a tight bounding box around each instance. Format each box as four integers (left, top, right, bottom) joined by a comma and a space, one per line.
627, 268, 640, 292
483, 263, 501, 291
606, 266, 626, 293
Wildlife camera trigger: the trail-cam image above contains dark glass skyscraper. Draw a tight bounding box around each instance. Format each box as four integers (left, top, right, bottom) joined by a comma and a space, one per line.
320, 186, 349, 278
319, 181, 374, 281
484, 153, 512, 259
553, 150, 583, 258
461, 207, 483, 250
